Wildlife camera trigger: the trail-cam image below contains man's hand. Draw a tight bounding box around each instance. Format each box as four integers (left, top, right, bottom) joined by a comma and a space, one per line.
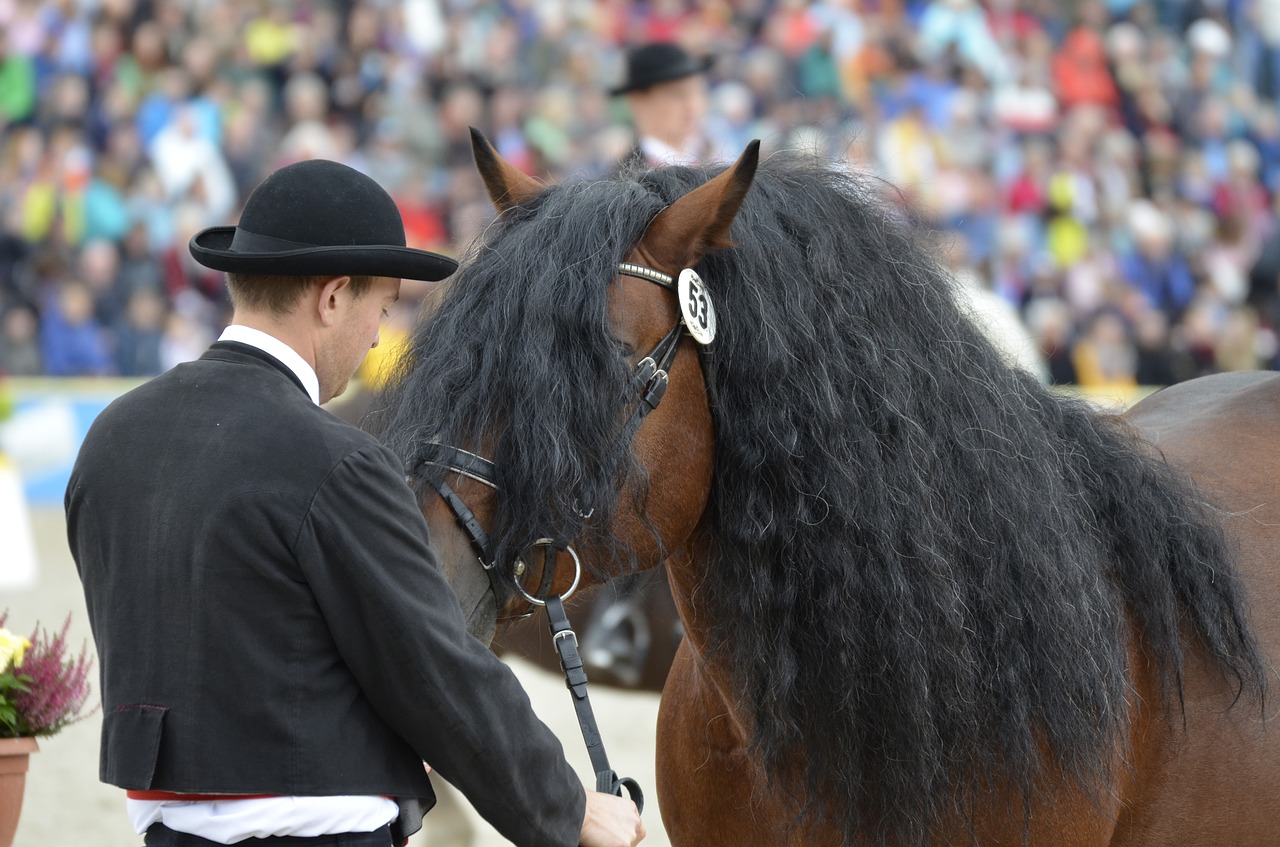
579, 790, 645, 847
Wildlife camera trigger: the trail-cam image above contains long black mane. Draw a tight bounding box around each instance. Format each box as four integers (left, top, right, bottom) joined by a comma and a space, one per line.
375, 154, 1265, 845
373, 175, 663, 579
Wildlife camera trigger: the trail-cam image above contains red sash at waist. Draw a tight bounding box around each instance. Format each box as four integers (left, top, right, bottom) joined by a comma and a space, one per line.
127, 790, 280, 802
127, 790, 398, 802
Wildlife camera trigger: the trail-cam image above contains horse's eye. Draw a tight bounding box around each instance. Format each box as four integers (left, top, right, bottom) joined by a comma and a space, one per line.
615, 341, 637, 358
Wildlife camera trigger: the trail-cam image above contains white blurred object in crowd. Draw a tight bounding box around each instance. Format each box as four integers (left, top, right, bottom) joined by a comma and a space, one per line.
0, 399, 78, 478
0, 455, 37, 590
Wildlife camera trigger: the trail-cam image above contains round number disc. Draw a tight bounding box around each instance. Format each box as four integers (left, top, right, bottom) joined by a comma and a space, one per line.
678, 268, 717, 345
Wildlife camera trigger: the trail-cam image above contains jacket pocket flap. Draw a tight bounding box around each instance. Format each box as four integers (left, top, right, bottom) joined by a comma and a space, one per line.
102, 704, 167, 788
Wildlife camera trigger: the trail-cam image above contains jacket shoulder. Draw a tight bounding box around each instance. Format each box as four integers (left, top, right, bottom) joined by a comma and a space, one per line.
76, 358, 394, 497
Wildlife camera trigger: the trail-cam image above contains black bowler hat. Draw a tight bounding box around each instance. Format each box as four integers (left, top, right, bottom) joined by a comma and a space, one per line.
610, 42, 713, 96
189, 159, 457, 281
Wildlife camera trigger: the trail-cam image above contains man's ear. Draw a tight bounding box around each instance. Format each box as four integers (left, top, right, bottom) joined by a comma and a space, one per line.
315, 275, 351, 327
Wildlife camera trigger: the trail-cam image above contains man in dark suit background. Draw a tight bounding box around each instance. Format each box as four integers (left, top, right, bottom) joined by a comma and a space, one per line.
65, 159, 645, 847
613, 42, 715, 169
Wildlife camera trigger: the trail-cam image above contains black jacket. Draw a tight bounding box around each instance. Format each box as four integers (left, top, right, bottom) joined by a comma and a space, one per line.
66, 342, 585, 846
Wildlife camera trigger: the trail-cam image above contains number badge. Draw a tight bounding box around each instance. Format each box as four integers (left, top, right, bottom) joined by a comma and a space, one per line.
677, 269, 717, 346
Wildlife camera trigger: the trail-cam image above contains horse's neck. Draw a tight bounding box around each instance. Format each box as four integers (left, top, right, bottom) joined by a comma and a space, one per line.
665, 536, 745, 718
665, 537, 710, 644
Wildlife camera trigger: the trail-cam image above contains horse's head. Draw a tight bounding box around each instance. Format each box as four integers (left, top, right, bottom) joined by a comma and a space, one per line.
399, 130, 758, 641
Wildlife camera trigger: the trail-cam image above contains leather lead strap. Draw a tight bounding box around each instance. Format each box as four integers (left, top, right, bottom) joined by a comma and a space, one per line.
436, 479, 495, 568
545, 594, 645, 813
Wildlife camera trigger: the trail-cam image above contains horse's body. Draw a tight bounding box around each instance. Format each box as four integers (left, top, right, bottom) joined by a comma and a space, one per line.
1114, 372, 1280, 845
373, 134, 1275, 846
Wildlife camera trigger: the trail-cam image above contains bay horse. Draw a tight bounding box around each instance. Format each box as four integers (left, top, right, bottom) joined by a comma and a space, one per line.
371, 131, 1276, 845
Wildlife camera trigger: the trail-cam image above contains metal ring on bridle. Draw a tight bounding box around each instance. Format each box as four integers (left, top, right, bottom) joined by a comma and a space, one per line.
513, 539, 582, 606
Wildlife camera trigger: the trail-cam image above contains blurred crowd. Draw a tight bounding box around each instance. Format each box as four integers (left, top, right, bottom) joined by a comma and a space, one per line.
2, 0, 1280, 392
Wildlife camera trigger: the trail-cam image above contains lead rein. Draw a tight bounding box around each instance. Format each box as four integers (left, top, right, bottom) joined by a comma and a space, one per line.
544, 594, 645, 814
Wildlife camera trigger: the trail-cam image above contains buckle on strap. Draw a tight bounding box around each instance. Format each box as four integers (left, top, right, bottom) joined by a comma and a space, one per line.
545, 595, 645, 814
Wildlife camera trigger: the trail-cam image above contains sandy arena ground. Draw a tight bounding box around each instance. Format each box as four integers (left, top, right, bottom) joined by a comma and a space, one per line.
2, 507, 670, 847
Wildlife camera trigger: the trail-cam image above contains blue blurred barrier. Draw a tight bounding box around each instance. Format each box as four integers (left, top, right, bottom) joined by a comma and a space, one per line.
1, 379, 146, 507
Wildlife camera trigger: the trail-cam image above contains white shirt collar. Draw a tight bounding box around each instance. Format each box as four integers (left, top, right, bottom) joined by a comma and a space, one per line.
639, 135, 700, 167
218, 325, 321, 406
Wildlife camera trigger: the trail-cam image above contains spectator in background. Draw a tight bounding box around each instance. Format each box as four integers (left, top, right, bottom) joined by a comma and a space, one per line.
1175, 298, 1227, 380
1121, 200, 1197, 317
704, 80, 761, 161
877, 95, 940, 205
149, 105, 237, 227
944, 232, 1050, 382
1133, 306, 1179, 385
159, 308, 214, 373
1054, 0, 1120, 112
78, 239, 125, 327
918, 0, 1009, 83
0, 201, 34, 313
40, 281, 111, 376
1249, 192, 1280, 337
113, 288, 165, 377
1072, 309, 1139, 392
1027, 298, 1079, 385
0, 40, 36, 128
611, 42, 715, 168
1215, 307, 1262, 372
61, 142, 131, 247
0, 305, 41, 376
1246, 103, 1280, 193
116, 221, 164, 299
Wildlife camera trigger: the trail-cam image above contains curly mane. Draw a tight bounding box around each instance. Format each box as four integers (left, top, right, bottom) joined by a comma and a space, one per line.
375, 153, 1265, 846
371, 176, 665, 578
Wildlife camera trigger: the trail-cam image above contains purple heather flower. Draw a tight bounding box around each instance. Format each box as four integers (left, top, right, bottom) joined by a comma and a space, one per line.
1, 612, 96, 738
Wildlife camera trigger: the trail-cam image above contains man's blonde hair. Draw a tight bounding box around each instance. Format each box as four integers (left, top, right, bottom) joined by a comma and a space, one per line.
226, 273, 374, 316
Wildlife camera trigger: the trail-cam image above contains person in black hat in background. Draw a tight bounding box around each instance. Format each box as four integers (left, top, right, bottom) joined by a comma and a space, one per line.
65, 159, 646, 847
613, 42, 715, 168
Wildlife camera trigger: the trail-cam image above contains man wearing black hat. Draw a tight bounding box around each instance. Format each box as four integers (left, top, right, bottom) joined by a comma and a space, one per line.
66, 159, 645, 847
613, 42, 714, 168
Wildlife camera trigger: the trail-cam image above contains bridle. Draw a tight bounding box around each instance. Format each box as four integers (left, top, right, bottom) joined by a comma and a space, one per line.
410, 261, 717, 813
413, 261, 713, 616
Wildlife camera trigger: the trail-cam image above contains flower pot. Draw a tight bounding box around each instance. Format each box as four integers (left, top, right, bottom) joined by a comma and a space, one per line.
0, 737, 38, 847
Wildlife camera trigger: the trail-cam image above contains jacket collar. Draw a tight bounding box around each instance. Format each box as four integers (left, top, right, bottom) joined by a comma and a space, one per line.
202, 341, 311, 400
214, 325, 320, 404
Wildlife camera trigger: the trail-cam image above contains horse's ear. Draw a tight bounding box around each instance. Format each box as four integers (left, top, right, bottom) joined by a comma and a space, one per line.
641, 140, 760, 271
470, 126, 545, 213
